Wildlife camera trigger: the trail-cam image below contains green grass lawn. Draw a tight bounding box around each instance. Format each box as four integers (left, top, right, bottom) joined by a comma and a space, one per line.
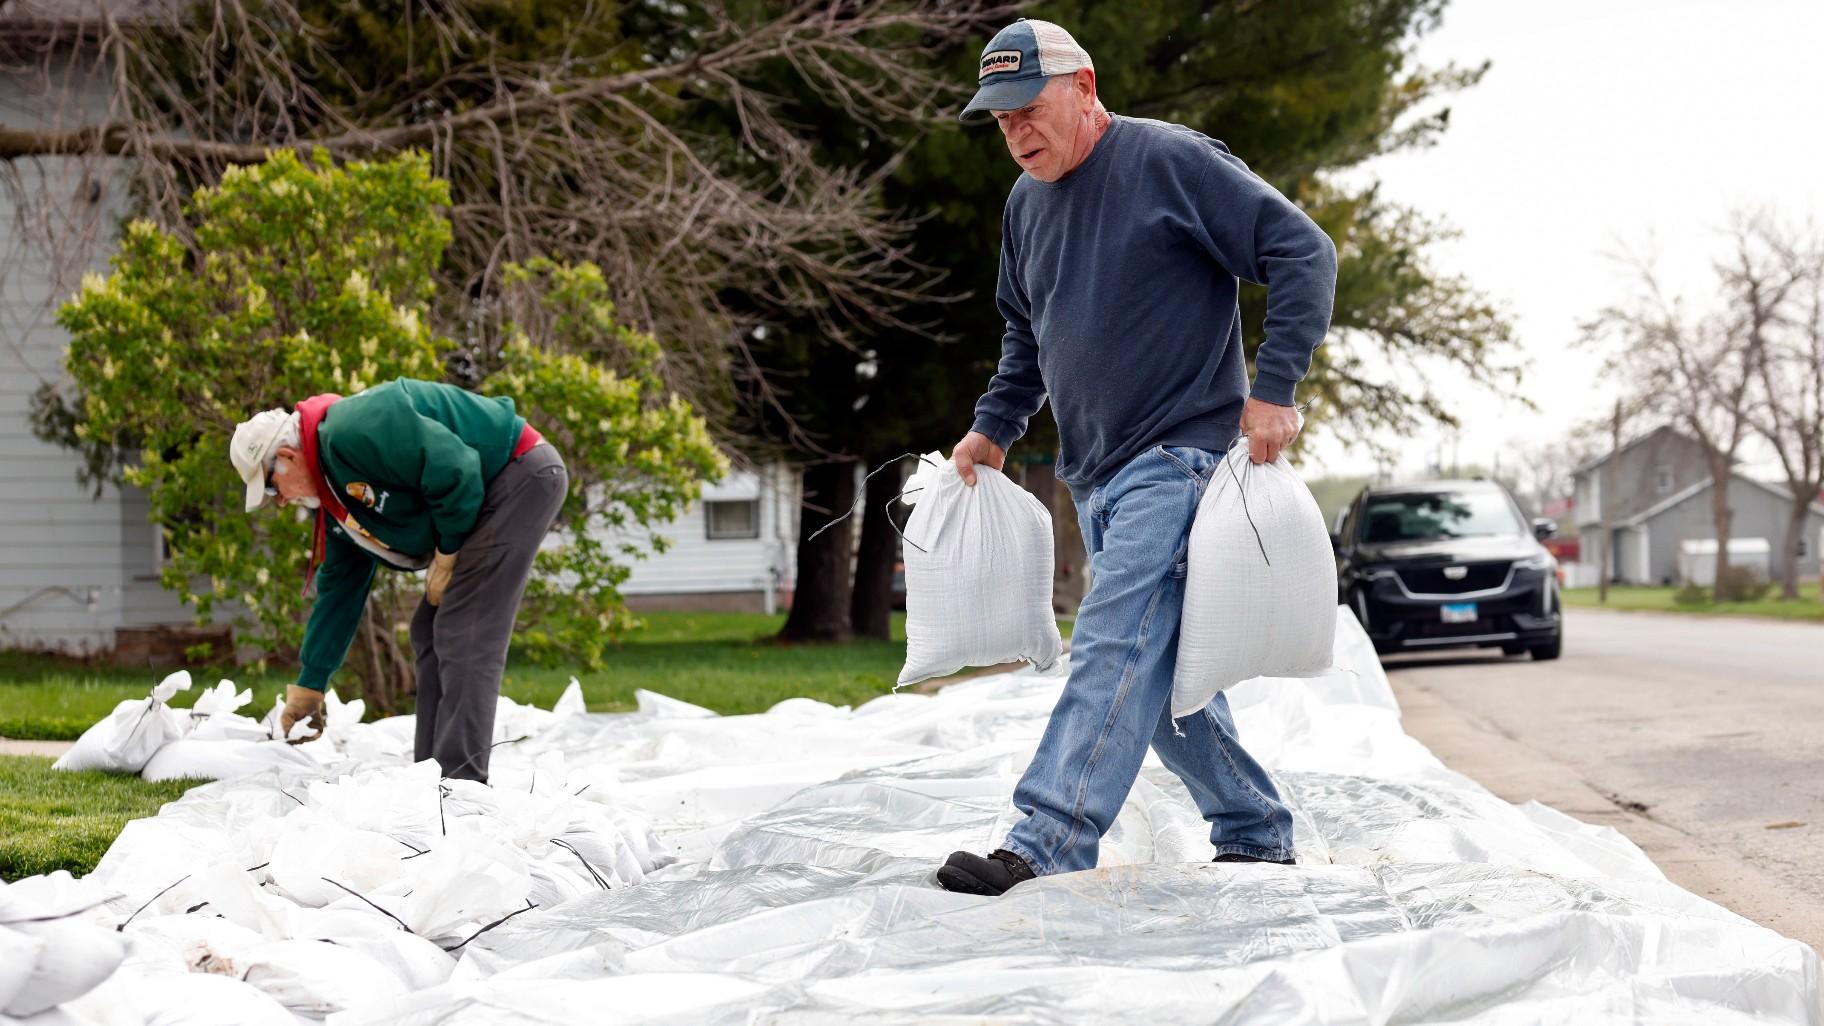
1562, 580, 1824, 622
0, 609, 1073, 880
0, 757, 203, 880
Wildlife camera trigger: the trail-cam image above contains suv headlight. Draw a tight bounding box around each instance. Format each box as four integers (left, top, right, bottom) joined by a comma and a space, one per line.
1514, 553, 1554, 572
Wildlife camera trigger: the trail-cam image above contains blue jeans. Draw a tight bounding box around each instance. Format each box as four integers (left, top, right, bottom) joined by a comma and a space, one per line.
1002, 444, 1296, 874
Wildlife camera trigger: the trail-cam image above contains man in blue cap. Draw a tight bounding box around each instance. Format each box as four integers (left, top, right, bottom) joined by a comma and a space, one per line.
937, 19, 1338, 895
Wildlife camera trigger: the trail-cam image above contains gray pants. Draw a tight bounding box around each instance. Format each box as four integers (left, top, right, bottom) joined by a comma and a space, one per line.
410, 442, 567, 782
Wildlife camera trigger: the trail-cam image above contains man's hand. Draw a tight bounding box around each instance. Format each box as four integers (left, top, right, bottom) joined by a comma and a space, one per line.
1239, 397, 1303, 465
951, 431, 1007, 487
279, 684, 325, 744
426, 550, 459, 606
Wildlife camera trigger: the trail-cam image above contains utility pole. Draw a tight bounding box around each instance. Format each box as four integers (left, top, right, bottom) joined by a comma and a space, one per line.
1598, 399, 1621, 604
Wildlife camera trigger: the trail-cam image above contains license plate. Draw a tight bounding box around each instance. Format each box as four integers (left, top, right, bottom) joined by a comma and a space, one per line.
1440, 602, 1478, 624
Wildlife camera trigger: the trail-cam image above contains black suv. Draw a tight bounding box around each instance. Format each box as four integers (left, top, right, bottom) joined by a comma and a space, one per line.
1332, 479, 1562, 660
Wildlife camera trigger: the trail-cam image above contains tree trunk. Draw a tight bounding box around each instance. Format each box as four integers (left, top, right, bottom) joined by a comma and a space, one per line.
779, 459, 857, 643
1599, 401, 1621, 601
1054, 481, 1089, 614
352, 588, 415, 715
1709, 453, 1734, 603
849, 455, 904, 640
1017, 459, 1069, 615
1781, 501, 1807, 600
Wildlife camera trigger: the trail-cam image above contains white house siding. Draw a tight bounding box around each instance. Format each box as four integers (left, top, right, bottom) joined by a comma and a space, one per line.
0, 208, 129, 651
0, 60, 193, 652
612, 463, 800, 613
116, 486, 195, 626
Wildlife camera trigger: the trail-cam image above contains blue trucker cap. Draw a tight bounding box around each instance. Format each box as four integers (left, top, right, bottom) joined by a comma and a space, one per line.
959, 18, 1094, 124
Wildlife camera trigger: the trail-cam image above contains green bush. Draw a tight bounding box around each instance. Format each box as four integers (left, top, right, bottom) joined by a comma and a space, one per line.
1673, 581, 1709, 606
1717, 565, 1773, 603
38, 150, 724, 705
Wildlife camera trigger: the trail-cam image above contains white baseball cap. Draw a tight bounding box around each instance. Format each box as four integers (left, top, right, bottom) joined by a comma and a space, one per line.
229, 409, 295, 512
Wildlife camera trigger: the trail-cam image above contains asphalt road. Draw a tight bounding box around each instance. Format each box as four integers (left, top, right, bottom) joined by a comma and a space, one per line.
1382, 605, 1824, 951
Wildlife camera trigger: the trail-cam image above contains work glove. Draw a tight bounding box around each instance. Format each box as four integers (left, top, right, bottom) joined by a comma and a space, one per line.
426, 549, 459, 607
279, 684, 325, 744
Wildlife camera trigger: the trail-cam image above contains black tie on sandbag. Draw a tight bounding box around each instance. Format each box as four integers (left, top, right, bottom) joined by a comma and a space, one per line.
1220, 451, 1273, 567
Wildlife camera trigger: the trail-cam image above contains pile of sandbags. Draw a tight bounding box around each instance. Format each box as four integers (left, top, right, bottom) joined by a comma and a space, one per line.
52, 668, 593, 785
52, 670, 197, 775
140, 679, 321, 783
896, 452, 1063, 686
48, 753, 664, 1020
50, 670, 323, 783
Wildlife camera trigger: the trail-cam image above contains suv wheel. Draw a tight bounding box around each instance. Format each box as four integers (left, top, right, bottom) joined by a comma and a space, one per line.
1500, 643, 1526, 657
1530, 632, 1562, 661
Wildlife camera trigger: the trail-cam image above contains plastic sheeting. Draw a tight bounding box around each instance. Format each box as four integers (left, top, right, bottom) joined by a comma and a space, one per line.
36, 609, 1824, 1024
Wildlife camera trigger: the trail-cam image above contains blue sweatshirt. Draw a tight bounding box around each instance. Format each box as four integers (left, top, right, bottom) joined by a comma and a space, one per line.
970, 114, 1338, 489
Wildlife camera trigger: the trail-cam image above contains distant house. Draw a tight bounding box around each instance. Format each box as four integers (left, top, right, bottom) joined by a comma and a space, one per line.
1570, 425, 1824, 585
608, 463, 801, 615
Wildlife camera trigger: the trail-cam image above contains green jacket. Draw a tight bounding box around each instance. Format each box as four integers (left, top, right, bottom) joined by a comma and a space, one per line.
297, 378, 527, 691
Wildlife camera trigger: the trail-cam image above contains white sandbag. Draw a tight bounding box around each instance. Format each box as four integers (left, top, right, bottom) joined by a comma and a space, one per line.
0, 925, 43, 1012
52, 671, 194, 774
1, 919, 127, 1017
493, 678, 586, 742
0, 872, 115, 925
140, 738, 321, 783
1172, 442, 1337, 718
896, 453, 1062, 686
239, 937, 412, 1015
182, 680, 269, 743
66, 965, 298, 1026
264, 817, 411, 909
125, 914, 268, 976
320, 687, 367, 749
0, 871, 126, 1017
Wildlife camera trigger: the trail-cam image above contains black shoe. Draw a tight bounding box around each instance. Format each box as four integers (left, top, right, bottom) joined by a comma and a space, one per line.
936, 849, 1037, 895
1213, 852, 1295, 866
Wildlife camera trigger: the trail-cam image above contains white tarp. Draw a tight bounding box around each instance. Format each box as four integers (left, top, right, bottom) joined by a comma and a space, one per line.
23, 609, 1822, 1024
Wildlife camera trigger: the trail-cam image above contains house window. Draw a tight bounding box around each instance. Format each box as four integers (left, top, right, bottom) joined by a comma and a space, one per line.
705, 500, 759, 540
1656, 465, 1673, 493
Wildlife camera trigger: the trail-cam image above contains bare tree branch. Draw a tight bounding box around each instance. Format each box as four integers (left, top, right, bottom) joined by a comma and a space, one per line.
1581, 210, 1811, 598
3, 0, 1012, 452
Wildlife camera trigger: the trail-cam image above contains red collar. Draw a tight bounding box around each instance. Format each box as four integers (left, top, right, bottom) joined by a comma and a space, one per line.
295, 393, 344, 594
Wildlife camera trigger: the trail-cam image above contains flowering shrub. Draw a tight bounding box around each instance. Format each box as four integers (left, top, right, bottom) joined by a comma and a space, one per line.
47, 150, 722, 705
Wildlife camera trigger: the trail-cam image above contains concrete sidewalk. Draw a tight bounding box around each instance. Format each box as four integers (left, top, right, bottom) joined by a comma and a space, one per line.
0, 736, 74, 758
1392, 675, 1824, 955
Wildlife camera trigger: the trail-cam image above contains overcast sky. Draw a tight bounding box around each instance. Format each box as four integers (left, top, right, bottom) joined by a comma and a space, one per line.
1299, 0, 1824, 481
